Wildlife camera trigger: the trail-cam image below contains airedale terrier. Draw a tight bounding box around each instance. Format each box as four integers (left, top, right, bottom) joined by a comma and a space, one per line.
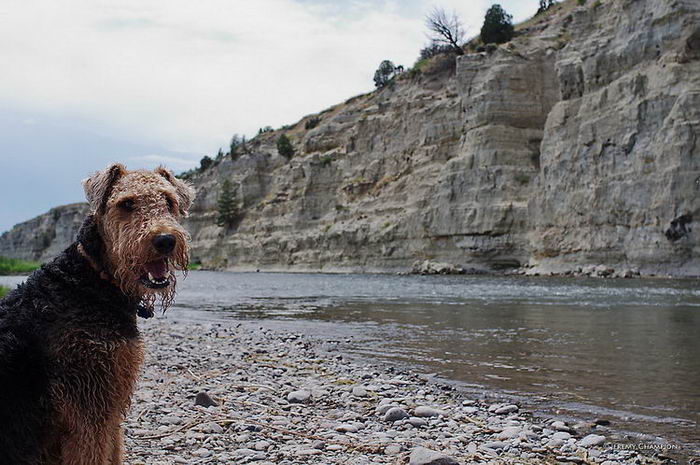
0, 163, 195, 464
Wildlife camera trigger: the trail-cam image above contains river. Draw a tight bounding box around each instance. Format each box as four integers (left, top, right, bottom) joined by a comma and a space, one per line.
2, 271, 698, 458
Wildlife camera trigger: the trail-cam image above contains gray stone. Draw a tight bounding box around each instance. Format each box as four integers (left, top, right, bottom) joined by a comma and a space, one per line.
483, 441, 507, 450
551, 420, 571, 432
384, 407, 409, 422
408, 447, 459, 465
195, 391, 218, 407
552, 431, 572, 441
496, 426, 522, 440
335, 423, 359, 433
494, 404, 518, 415
287, 390, 311, 403
413, 406, 444, 417
384, 444, 402, 455
193, 448, 212, 458
579, 434, 606, 447
200, 421, 223, 433
407, 417, 428, 427
352, 386, 368, 397
160, 415, 182, 425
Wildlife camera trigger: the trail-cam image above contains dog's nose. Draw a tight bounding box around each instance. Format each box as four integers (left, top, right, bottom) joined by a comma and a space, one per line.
152, 234, 176, 254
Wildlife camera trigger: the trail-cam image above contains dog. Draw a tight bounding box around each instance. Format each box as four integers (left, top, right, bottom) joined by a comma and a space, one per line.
0, 163, 194, 464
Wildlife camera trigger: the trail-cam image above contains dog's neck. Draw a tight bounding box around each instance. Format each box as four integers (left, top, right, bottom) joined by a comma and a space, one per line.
76, 215, 154, 319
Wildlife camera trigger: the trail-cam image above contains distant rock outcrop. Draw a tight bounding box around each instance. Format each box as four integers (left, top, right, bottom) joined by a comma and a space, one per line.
0, 203, 88, 262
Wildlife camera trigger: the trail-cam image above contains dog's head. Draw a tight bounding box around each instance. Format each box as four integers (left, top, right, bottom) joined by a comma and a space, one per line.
81, 163, 195, 311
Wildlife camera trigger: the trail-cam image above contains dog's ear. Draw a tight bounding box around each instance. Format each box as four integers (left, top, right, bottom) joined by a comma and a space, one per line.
155, 166, 196, 216
82, 163, 127, 213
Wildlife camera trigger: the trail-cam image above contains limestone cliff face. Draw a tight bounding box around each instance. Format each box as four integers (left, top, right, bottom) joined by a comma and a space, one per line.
180, 0, 698, 275
2, 0, 698, 276
528, 0, 700, 275
0, 203, 89, 262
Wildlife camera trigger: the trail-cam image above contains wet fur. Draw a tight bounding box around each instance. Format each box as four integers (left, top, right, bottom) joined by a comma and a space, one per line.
0, 165, 194, 464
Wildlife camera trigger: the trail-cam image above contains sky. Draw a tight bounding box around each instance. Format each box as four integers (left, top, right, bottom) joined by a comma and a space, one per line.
0, 0, 538, 233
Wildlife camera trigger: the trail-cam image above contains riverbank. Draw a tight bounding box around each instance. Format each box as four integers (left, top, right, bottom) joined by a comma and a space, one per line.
124, 318, 671, 465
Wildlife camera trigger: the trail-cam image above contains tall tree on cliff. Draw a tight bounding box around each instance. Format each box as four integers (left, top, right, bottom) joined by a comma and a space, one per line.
425, 7, 465, 55
216, 179, 239, 228
480, 4, 514, 44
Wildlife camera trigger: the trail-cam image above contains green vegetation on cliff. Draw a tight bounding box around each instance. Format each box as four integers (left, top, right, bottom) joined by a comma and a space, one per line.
0, 286, 9, 298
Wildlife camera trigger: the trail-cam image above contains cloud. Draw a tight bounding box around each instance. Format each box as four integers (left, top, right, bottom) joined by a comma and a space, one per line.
0, 0, 535, 157
128, 153, 202, 170
0, 0, 414, 153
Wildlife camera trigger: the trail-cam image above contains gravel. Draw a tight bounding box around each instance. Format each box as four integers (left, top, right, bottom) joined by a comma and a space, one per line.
123, 318, 665, 465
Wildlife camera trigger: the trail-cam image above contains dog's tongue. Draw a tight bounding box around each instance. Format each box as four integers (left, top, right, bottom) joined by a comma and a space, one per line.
145, 259, 169, 279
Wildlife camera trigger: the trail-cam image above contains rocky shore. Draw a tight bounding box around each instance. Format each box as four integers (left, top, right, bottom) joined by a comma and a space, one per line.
124, 318, 669, 465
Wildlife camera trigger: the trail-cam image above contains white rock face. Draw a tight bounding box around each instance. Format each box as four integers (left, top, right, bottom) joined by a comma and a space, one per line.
0, 203, 88, 262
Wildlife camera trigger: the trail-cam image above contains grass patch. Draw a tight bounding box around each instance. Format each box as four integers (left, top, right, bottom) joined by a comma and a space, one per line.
187, 262, 202, 271
0, 285, 9, 299
0, 256, 40, 275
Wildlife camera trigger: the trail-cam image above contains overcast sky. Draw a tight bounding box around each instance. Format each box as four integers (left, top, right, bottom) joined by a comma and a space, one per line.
0, 0, 537, 233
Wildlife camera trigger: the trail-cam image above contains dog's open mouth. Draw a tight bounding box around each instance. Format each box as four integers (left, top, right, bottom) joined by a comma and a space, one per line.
139, 259, 171, 289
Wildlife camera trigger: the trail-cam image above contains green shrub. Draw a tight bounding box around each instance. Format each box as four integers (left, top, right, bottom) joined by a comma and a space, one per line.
577, 0, 586, 5
0, 285, 9, 298
480, 4, 514, 45
0, 256, 40, 275
277, 134, 295, 159
216, 179, 239, 228
199, 155, 214, 172
373, 60, 400, 88
305, 117, 321, 130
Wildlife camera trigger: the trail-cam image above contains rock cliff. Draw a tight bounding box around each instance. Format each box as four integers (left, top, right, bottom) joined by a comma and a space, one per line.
184, 0, 699, 276
2, 0, 698, 276
0, 203, 89, 262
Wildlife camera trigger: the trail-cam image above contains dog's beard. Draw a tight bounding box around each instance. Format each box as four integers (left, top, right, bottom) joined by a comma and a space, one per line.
106, 226, 189, 314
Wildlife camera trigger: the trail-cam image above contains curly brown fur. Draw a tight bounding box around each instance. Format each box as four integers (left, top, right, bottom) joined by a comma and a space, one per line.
0, 164, 194, 464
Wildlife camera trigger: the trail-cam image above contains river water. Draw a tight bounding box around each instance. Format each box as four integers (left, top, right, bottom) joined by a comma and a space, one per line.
2, 271, 698, 457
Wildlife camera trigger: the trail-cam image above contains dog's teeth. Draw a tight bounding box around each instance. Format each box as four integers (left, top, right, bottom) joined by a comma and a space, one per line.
148, 272, 155, 282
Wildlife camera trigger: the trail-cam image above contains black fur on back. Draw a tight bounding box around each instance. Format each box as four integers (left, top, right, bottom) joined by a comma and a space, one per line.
0, 218, 141, 464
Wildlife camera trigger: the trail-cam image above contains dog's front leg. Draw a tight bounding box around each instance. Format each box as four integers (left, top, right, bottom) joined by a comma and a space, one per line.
60, 426, 111, 465
107, 425, 124, 465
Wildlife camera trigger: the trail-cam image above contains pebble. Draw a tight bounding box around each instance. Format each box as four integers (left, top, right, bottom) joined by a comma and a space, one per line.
352, 386, 368, 397
194, 391, 217, 407
413, 406, 444, 417
311, 440, 325, 450
200, 421, 223, 433
193, 448, 212, 458
384, 407, 409, 422
496, 426, 522, 440
160, 415, 182, 425
494, 404, 519, 415
335, 423, 359, 433
287, 390, 311, 403
579, 434, 606, 447
296, 448, 323, 456
384, 444, 402, 455
552, 420, 573, 432
253, 440, 271, 451
408, 446, 459, 465
407, 417, 428, 427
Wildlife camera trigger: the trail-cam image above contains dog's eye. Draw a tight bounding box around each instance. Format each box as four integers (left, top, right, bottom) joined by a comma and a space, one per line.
118, 199, 135, 212
165, 196, 175, 212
